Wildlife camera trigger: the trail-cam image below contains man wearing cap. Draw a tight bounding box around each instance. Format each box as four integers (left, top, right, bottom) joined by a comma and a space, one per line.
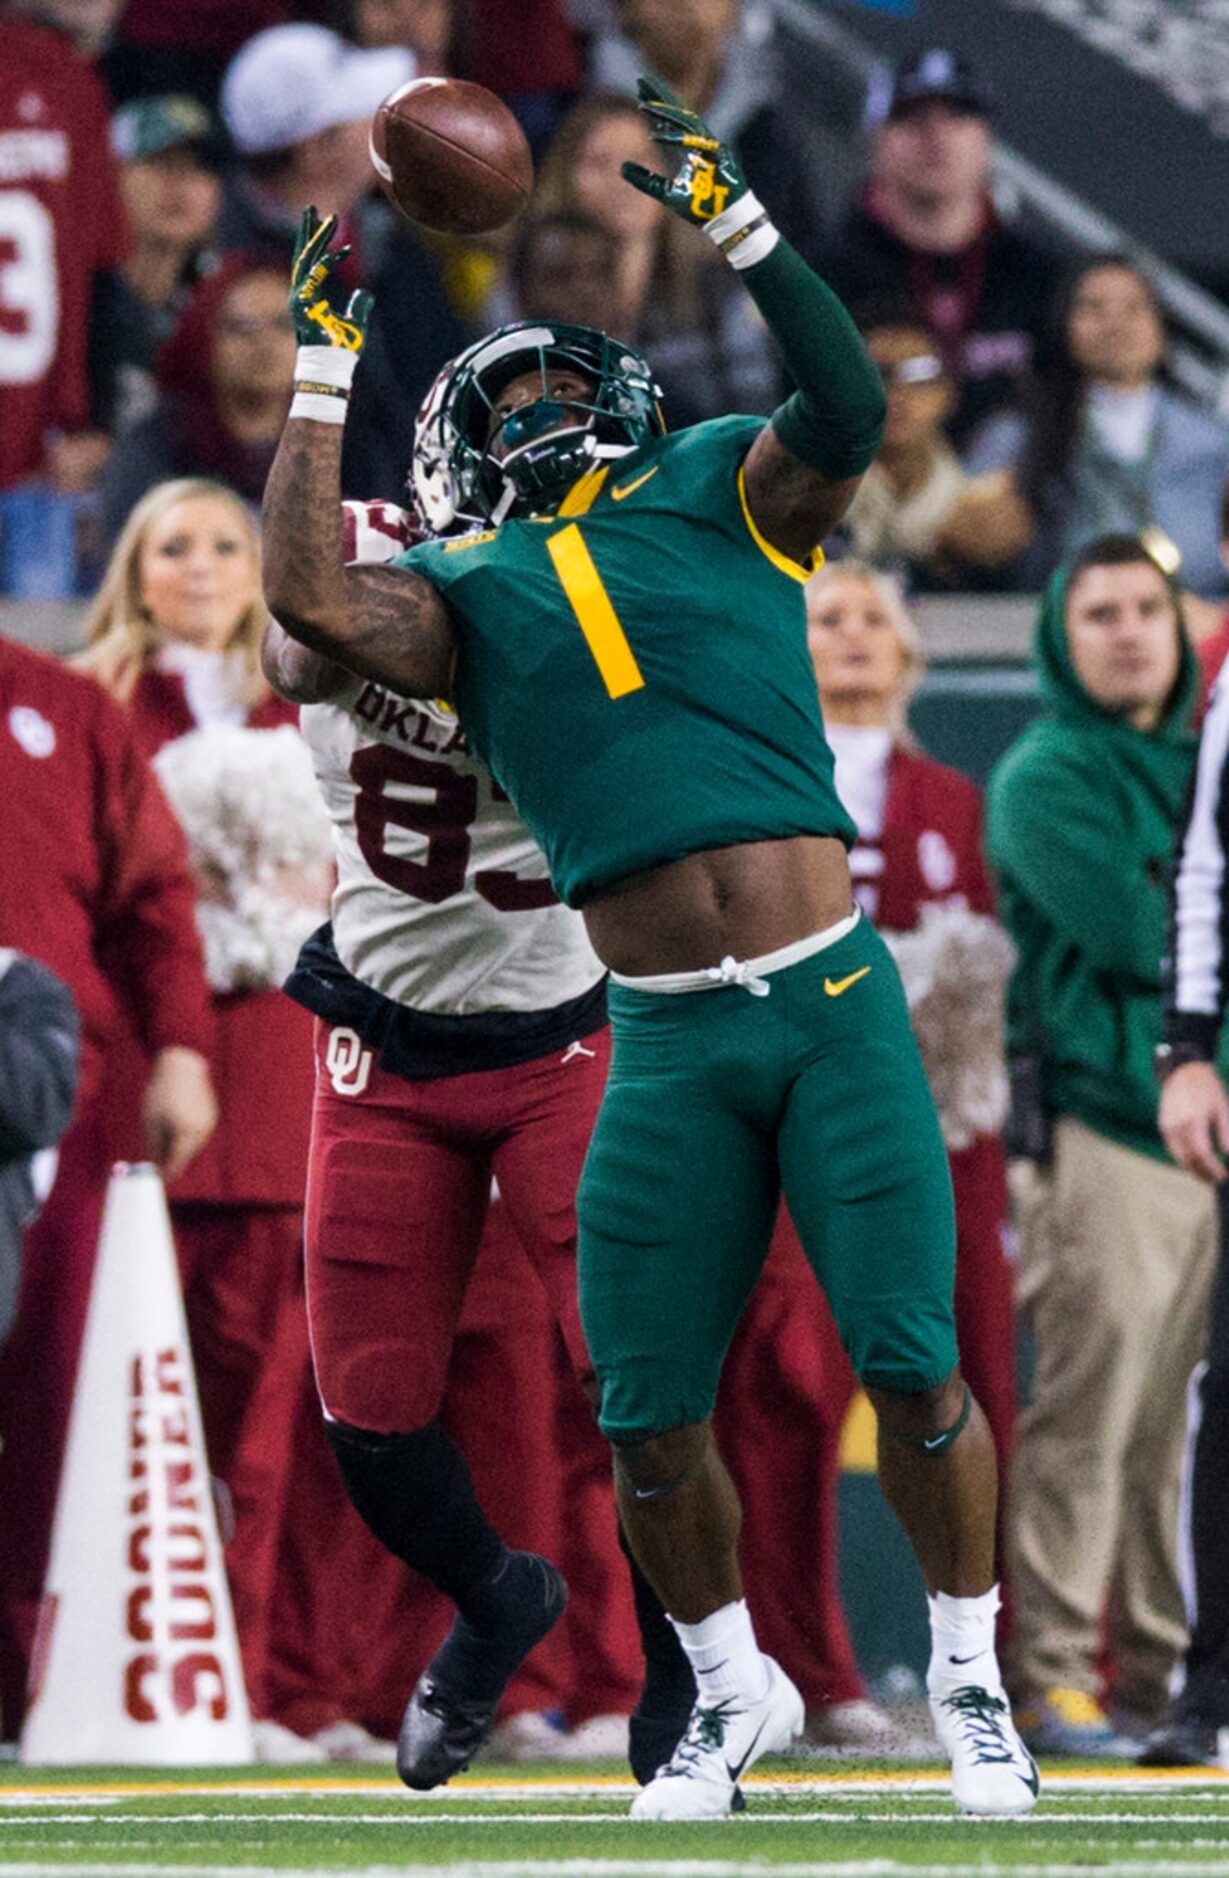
110, 95, 224, 430
823, 48, 1062, 446
217, 24, 467, 502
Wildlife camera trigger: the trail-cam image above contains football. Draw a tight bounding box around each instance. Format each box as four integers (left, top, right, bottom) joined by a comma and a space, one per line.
370, 77, 534, 236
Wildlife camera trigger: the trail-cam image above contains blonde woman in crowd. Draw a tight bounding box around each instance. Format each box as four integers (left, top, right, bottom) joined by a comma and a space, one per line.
77, 479, 338, 1757
79, 477, 279, 728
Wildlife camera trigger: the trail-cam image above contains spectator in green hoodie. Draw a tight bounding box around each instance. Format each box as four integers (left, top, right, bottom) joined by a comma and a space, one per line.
987, 533, 1218, 1757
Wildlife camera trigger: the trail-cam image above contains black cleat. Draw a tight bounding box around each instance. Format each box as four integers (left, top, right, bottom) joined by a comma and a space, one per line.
396, 1551, 567, 1791
397, 1676, 503, 1790
1137, 1714, 1229, 1769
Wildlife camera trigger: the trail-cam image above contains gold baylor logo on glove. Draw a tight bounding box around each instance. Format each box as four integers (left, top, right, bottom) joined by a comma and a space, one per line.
289, 208, 374, 353
302, 298, 366, 351
686, 158, 730, 221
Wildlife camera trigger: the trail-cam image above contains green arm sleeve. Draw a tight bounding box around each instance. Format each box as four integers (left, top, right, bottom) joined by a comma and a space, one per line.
986, 758, 1169, 983
739, 238, 886, 480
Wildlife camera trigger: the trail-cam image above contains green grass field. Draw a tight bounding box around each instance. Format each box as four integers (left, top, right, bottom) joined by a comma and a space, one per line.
2, 1759, 1228, 1877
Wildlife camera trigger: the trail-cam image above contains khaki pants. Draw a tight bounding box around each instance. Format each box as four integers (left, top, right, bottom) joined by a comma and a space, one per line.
1009, 1118, 1217, 1718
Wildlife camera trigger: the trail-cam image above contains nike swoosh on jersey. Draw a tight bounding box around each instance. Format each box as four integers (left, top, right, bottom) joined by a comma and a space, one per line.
823, 966, 871, 998
611, 467, 660, 501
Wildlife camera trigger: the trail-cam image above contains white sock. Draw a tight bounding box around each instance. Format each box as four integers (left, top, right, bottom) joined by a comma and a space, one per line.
671, 1599, 769, 1706
927, 1586, 1004, 1696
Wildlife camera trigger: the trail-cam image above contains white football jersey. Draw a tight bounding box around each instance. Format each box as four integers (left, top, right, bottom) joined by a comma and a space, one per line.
299, 502, 602, 1015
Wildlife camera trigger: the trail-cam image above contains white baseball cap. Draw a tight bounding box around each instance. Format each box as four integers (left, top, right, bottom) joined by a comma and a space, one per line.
221, 24, 414, 155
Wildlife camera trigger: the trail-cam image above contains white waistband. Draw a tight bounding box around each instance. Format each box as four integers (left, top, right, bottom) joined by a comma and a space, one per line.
609, 908, 861, 998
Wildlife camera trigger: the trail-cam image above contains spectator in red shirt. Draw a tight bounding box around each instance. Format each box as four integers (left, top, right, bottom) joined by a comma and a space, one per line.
0, 622, 215, 1737
0, 8, 130, 594
454, 0, 579, 156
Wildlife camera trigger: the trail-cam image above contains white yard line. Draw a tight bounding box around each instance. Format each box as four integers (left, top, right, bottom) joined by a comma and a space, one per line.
2, 1859, 1229, 1878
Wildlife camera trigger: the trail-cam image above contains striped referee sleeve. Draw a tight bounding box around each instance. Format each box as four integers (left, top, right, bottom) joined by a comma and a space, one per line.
1167, 668, 1229, 1054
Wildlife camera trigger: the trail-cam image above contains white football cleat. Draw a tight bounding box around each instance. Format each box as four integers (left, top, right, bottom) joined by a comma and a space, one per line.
930, 1683, 1040, 1816
630, 1655, 803, 1820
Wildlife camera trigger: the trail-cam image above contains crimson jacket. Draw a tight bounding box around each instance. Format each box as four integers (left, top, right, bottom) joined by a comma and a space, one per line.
851, 745, 994, 930
123, 669, 314, 1207
0, 637, 211, 1108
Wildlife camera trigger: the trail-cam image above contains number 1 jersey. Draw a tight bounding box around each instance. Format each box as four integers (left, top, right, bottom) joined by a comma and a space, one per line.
399, 415, 857, 909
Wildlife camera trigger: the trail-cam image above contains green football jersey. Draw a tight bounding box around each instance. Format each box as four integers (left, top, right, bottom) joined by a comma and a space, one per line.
399, 414, 857, 908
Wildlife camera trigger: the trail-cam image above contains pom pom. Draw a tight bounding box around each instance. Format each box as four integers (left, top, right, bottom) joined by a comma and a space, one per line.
883, 905, 1016, 1151
154, 725, 334, 993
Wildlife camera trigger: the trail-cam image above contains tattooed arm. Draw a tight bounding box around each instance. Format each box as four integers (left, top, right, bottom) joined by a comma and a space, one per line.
263, 206, 456, 697
261, 620, 351, 704
261, 417, 456, 698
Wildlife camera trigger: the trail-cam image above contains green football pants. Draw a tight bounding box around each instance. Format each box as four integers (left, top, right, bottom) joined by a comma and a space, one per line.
577, 917, 958, 1443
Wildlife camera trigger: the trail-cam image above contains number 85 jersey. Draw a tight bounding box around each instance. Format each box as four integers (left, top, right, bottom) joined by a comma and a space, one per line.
298, 502, 602, 1016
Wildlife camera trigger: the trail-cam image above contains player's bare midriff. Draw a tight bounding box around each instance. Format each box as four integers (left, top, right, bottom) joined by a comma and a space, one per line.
579, 834, 854, 976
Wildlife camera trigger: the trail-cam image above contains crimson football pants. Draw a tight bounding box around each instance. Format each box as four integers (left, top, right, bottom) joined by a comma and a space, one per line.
304, 1022, 607, 1430
268, 1200, 595, 1736
273, 1021, 638, 1732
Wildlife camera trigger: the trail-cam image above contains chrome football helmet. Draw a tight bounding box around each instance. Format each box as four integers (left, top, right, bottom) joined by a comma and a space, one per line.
410, 321, 666, 533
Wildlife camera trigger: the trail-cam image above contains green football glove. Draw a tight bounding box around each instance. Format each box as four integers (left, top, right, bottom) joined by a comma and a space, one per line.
620, 75, 778, 268
289, 207, 373, 353
621, 74, 747, 225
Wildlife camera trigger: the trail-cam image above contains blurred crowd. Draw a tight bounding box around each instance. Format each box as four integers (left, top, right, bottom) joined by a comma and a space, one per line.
2, 0, 1229, 1774
4, 0, 1228, 609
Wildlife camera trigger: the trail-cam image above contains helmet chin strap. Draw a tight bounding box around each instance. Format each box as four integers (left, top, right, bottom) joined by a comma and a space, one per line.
490, 480, 519, 526
490, 424, 638, 525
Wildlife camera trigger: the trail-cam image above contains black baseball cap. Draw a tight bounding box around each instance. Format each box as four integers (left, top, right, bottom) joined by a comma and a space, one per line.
869, 48, 991, 125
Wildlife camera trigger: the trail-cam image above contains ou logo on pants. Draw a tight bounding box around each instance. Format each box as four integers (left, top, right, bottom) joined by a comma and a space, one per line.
326, 1027, 373, 1096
